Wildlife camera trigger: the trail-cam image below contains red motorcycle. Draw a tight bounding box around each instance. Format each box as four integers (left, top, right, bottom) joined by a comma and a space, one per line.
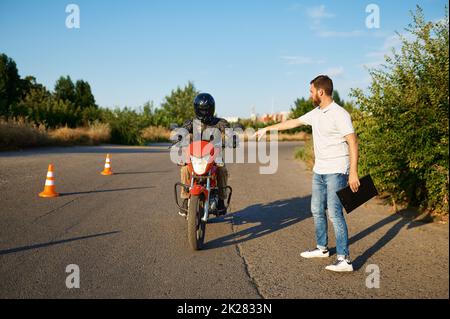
174, 140, 232, 250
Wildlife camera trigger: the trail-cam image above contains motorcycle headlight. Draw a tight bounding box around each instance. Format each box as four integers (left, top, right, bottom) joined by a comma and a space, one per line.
190, 155, 210, 175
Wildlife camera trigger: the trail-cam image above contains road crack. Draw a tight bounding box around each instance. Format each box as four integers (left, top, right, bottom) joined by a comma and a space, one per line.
230, 215, 266, 299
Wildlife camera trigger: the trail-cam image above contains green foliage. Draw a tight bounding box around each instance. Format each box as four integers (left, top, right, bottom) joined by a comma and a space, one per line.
290, 97, 314, 133
332, 91, 344, 106
100, 105, 156, 145
0, 53, 199, 143
237, 118, 277, 130
154, 81, 198, 127
351, 6, 449, 215
13, 84, 82, 128
0, 57, 104, 128
1, 53, 200, 139
0, 53, 22, 117
54, 75, 76, 103
75, 80, 96, 109
295, 139, 314, 170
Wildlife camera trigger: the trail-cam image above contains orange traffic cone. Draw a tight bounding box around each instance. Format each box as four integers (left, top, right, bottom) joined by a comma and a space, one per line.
101, 154, 113, 175
39, 164, 59, 198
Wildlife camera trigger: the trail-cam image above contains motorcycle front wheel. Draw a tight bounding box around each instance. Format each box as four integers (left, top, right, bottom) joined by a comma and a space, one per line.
187, 194, 206, 250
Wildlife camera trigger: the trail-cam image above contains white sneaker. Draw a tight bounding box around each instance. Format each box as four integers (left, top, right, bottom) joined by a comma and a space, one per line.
300, 248, 330, 259
325, 257, 354, 272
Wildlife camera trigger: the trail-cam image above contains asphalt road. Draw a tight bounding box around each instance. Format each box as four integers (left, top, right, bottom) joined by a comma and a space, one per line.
0, 142, 448, 298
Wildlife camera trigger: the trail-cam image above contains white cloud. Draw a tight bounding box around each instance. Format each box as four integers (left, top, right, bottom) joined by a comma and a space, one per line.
307, 5, 335, 19
317, 30, 365, 38
323, 66, 344, 77
288, 3, 303, 12
365, 51, 385, 58
306, 5, 335, 29
382, 34, 403, 50
281, 56, 325, 65
363, 32, 414, 67
360, 61, 386, 69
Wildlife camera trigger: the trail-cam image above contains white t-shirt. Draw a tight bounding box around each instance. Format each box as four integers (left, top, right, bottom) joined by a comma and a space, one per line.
298, 101, 354, 175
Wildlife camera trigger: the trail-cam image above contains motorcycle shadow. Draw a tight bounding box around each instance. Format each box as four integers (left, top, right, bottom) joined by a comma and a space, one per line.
203, 196, 311, 250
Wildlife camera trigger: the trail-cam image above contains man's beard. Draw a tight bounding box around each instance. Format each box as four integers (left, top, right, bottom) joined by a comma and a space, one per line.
311, 94, 321, 106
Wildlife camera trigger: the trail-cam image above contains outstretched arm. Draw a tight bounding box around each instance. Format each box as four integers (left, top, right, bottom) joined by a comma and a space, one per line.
254, 118, 305, 140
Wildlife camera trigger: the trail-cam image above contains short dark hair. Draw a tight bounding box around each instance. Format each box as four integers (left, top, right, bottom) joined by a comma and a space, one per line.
310, 75, 333, 96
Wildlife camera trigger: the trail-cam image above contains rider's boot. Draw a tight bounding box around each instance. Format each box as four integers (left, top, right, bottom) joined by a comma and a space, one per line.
178, 199, 188, 217
217, 199, 226, 215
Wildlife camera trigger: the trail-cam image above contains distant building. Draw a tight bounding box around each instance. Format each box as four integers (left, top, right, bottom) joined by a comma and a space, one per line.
224, 116, 239, 123
257, 111, 290, 123
250, 106, 257, 122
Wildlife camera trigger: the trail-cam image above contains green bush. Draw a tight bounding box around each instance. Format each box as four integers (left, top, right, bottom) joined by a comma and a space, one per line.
100, 107, 148, 145
295, 139, 314, 170
290, 97, 314, 134
351, 6, 449, 215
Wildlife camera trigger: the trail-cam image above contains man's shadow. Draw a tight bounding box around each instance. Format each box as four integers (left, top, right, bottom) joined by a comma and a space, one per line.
205, 197, 430, 272
203, 196, 311, 250
347, 208, 430, 270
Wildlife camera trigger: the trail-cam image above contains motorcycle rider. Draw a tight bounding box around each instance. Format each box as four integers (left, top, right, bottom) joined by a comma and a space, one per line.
177, 93, 233, 217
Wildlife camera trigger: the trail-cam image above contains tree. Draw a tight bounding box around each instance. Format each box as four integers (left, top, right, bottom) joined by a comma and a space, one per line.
142, 100, 156, 127
0, 53, 21, 116
290, 97, 314, 119
351, 6, 449, 215
54, 75, 76, 103
332, 90, 344, 106
155, 81, 199, 127
75, 80, 96, 109
14, 83, 51, 123
290, 97, 314, 133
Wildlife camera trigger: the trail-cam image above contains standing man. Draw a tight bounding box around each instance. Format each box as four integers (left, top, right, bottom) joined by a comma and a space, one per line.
255, 75, 360, 272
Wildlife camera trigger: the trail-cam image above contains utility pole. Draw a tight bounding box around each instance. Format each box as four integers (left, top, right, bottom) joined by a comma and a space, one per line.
271, 97, 274, 115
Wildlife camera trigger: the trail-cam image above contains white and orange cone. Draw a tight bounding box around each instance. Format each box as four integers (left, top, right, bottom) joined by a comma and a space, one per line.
101, 154, 113, 175
38, 164, 59, 198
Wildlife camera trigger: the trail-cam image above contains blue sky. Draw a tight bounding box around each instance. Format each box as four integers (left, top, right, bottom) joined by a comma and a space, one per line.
0, 0, 447, 118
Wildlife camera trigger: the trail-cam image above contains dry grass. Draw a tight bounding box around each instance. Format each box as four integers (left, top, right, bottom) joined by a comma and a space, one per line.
141, 126, 171, 143
0, 117, 50, 150
49, 122, 111, 146
0, 118, 111, 150
277, 132, 311, 141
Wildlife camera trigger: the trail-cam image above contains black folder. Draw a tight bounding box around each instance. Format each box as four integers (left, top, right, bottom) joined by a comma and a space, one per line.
336, 175, 379, 214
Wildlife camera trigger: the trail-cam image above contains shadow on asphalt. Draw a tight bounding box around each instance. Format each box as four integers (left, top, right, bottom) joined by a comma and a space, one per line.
60, 186, 154, 196
0, 231, 121, 256
346, 210, 428, 270
114, 171, 171, 175
206, 197, 429, 271
203, 196, 312, 250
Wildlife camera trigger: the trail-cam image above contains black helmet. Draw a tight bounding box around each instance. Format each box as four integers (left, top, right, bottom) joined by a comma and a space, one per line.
194, 93, 215, 123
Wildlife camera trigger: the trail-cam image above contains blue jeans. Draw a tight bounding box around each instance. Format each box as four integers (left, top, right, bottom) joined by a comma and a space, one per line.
311, 173, 349, 257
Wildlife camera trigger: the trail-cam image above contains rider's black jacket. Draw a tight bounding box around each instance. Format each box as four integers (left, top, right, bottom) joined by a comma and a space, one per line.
179, 117, 237, 148
182, 117, 230, 135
